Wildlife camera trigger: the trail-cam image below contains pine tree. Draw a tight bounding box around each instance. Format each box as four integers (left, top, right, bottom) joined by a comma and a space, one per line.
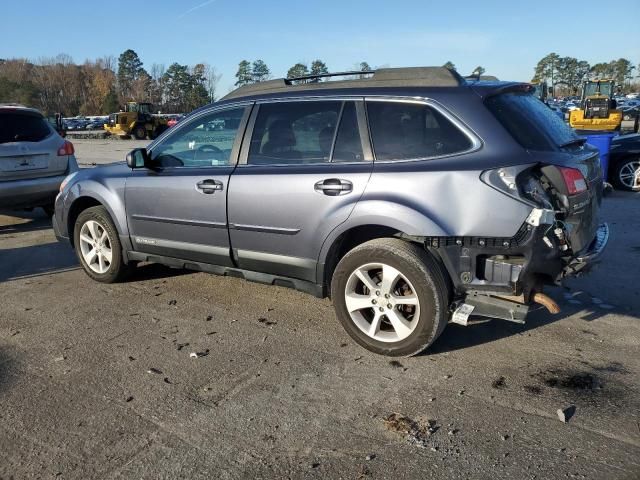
252, 60, 270, 83
235, 60, 252, 86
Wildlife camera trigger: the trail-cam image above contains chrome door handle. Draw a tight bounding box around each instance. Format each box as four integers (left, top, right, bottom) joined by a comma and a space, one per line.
314, 179, 353, 196
196, 179, 223, 194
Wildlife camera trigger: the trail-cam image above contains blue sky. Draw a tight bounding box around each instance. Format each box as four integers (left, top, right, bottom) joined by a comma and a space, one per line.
1, 0, 638, 94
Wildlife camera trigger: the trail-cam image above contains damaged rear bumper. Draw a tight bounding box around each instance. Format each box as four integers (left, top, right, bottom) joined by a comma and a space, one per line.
437, 222, 609, 326
560, 223, 609, 278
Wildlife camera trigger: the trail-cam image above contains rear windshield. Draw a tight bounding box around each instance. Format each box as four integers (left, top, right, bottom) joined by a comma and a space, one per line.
485, 92, 579, 151
0, 111, 52, 144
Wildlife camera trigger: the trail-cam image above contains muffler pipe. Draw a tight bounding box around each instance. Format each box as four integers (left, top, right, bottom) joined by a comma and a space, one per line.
532, 292, 561, 314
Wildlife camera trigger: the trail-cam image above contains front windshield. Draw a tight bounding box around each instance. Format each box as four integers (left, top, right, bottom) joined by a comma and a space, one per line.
584, 82, 613, 98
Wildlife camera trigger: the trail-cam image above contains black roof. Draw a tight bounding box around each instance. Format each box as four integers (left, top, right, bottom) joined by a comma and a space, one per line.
221, 67, 466, 102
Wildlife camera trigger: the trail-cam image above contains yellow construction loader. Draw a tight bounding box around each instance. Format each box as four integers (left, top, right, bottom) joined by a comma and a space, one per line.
569, 80, 622, 131
105, 102, 168, 139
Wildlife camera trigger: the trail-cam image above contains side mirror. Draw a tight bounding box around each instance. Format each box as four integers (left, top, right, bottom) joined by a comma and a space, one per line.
126, 148, 149, 169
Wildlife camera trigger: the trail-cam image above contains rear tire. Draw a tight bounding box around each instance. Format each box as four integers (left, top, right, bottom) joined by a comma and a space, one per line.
331, 238, 450, 357
74, 206, 132, 283
611, 158, 640, 192
133, 125, 147, 140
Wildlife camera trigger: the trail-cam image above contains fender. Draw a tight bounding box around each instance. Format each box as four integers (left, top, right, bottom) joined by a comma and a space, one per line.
63, 175, 129, 244
315, 200, 449, 284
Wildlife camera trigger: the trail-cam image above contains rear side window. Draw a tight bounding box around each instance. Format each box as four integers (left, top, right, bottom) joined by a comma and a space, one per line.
0, 112, 52, 144
366, 101, 473, 161
485, 92, 579, 151
333, 103, 364, 162
248, 101, 341, 165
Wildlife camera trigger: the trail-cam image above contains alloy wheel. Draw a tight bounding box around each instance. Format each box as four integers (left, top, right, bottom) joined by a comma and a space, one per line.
618, 160, 640, 189
344, 262, 420, 342
79, 220, 113, 274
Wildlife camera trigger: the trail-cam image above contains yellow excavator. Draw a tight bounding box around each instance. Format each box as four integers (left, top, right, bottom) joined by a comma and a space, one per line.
105, 102, 168, 139
569, 80, 622, 131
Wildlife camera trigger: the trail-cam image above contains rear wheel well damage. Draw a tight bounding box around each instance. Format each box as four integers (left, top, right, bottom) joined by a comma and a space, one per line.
67, 197, 102, 246
321, 225, 452, 297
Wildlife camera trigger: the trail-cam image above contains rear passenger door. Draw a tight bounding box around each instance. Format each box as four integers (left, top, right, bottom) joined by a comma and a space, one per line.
227, 99, 373, 283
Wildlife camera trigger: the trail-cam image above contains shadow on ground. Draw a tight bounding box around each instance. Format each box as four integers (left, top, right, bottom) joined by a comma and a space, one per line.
0, 348, 16, 395
0, 209, 52, 235
430, 287, 621, 354
0, 242, 79, 283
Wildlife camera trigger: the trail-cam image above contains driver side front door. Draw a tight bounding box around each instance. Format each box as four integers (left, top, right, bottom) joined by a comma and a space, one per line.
125, 105, 252, 266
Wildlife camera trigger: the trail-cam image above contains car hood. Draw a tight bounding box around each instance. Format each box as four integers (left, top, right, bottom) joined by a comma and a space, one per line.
67, 161, 130, 186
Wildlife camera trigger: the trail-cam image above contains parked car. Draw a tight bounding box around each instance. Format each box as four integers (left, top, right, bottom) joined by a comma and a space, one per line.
85, 119, 106, 130
53, 67, 608, 356
622, 106, 640, 121
167, 115, 184, 128
0, 105, 78, 216
609, 133, 640, 191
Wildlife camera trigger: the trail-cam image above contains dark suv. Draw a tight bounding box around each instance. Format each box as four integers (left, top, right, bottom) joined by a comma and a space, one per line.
53, 67, 608, 356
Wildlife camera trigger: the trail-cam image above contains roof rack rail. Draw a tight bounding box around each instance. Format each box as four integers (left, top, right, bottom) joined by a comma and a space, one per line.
221, 67, 466, 101
285, 70, 374, 84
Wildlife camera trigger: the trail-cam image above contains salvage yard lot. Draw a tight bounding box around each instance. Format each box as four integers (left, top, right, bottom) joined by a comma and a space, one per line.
1, 140, 639, 479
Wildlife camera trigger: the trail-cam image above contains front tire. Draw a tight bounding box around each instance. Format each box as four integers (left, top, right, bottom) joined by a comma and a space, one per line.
331, 238, 449, 357
133, 125, 147, 140
74, 206, 131, 282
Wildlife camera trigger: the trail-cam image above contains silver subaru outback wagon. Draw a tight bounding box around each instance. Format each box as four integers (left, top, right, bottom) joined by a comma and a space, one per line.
53, 67, 608, 356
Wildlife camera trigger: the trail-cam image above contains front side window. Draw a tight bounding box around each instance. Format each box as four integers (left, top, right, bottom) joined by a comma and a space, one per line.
151, 107, 246, 168
366, 101, 473, 161
248, 101, 341, 165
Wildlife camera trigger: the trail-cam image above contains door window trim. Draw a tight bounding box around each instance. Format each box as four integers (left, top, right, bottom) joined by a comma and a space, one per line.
237, 97, 373, 166
363, 96, 482, 163
146, 102, 254, 170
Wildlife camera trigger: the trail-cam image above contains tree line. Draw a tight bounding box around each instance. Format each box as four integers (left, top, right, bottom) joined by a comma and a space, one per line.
0, 49, 220, 116
531, 53, 638, 95
1, 50, 638, 116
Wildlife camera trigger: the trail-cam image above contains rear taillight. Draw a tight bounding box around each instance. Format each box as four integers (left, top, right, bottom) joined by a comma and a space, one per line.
57, 140, 74, 156
558, 167, 587, 195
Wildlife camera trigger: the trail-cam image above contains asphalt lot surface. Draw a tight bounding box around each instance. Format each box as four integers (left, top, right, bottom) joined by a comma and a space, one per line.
1, 140, 639, 479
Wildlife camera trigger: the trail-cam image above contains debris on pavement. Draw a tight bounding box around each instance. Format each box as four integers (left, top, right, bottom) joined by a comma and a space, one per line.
147, 368, 163, 374
492, 376, 507, 389
258, 317, 277, 326
557, 405, 577, 423
163, 377, 172, 384
176, 342, 190, 351
365, 454, 376, 461
383, 413, 438, 448
190, 349, 210, 359
125, 396, 134, 402
389, 360, 407, 370
168, 299, 177, 305
54, 356, 66, 362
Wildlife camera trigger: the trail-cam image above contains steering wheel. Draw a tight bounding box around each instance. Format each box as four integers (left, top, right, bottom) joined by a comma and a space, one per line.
197, 144, 222, 154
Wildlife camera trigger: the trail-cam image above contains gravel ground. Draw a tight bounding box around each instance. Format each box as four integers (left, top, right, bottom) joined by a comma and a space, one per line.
0, 140, 639, 479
